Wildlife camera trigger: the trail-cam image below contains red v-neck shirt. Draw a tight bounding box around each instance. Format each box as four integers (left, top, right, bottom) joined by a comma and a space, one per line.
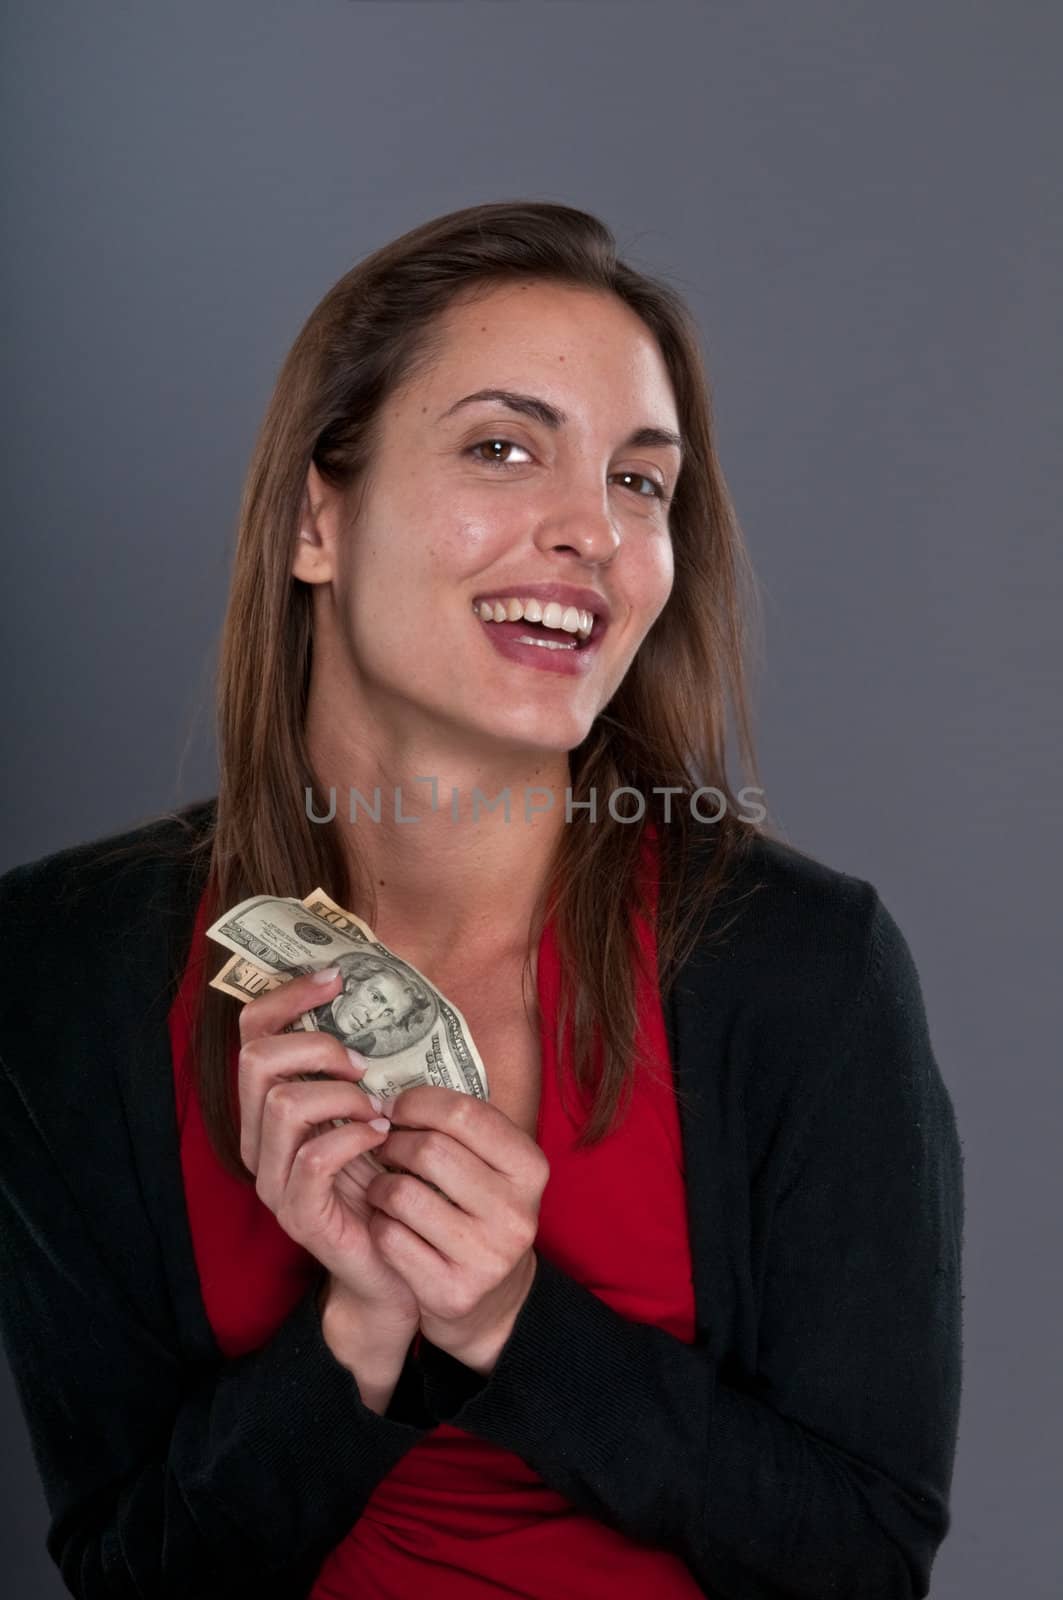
168, 831, 704, 1597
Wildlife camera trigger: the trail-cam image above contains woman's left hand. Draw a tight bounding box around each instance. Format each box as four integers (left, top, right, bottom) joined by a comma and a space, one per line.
364, 1085, 549, 1374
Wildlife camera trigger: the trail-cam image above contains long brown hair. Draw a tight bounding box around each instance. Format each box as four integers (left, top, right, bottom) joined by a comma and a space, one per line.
163, 200, 773, 1181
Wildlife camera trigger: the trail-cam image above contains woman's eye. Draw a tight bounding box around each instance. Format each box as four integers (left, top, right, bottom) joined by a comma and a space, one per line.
467, 439, 668, 501
467, 438, 533, 467
614, 470, 668, 501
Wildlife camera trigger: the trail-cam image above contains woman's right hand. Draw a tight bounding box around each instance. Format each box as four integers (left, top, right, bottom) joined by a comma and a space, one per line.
237, 966, 420, 1336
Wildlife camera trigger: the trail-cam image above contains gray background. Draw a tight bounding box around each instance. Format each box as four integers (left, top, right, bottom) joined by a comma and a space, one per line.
2, 1, 1058, 1593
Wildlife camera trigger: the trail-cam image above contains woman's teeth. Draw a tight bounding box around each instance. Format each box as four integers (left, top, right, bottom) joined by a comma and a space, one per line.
516, 634, 577, 650
474, 597, 594, 638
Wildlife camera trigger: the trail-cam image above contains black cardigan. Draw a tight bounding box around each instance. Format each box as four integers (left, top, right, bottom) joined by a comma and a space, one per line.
0, 801, 964, 1599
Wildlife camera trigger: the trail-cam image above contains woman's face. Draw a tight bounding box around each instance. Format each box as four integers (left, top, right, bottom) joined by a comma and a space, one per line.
297, 278, 681, 758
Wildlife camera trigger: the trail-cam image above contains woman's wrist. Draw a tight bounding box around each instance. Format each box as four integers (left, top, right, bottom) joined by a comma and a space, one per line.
317, 1278, 417, 1412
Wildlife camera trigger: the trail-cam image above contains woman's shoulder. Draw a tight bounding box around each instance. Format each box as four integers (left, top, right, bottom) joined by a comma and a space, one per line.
671, 822, 934, 1077
0, 800, 217, 1128
676, 821, 886, 986
0, 797, 217, 929
0, 800, 217, 1055
670, 825, 948, 1180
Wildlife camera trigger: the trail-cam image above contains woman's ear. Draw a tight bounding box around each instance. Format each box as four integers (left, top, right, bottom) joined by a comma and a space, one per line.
292, 461, 339, 584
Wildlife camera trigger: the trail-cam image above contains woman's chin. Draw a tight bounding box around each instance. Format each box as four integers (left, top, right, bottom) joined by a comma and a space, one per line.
474, 716, 592, 759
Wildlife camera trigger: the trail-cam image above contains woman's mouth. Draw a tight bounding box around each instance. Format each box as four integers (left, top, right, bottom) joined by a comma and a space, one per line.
471, 599, 606, 676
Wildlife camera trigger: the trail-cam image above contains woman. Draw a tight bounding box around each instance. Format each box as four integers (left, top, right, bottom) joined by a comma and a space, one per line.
0, 200, 964, 1599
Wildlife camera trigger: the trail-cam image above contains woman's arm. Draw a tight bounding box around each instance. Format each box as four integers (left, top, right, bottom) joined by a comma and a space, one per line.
415, 895, 965, 1599
317, 1274, 417, 1414
0, 1053, 430, 1600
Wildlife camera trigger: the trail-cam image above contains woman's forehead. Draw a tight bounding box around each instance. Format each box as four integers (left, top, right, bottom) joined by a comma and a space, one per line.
436, 281, 665, 375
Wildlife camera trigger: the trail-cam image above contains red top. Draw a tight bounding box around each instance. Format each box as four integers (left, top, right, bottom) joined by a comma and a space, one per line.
169, 832, 703, 1597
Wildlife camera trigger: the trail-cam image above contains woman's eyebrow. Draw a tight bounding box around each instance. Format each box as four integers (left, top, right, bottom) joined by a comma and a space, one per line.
437, 387, 684, 461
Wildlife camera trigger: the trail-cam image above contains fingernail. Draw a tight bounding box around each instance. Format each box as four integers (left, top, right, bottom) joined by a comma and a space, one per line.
311, 966, 340, 984
369, 1116, 391, 1132
368, 1093, 384, 1113
346, 1048, 367, 1074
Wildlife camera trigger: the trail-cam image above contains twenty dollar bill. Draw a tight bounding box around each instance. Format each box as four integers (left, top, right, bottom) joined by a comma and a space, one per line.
205, 887, 489, 1173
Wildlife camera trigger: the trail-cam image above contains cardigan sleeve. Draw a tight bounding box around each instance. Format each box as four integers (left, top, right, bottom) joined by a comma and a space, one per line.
0, 1050, 432, 1600
414, 894, 965, 1599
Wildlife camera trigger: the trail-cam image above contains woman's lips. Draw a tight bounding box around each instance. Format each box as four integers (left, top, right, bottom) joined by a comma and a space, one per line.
475, 613, 605, 675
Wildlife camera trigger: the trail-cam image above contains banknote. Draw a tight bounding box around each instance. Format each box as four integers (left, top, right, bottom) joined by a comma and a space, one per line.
205, 887, 489, 1180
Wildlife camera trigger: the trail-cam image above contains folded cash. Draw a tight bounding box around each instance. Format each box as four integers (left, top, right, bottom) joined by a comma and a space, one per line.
206, 886, 488, 1184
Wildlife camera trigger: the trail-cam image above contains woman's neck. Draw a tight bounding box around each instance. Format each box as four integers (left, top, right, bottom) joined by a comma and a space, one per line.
304, 711, 570, 971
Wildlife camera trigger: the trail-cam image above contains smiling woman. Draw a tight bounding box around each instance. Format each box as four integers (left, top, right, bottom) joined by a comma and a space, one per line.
291, 276, 684, 766
0, 200, 963, 1600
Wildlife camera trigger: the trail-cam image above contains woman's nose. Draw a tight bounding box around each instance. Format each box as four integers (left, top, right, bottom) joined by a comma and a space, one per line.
532, 490, 621, 564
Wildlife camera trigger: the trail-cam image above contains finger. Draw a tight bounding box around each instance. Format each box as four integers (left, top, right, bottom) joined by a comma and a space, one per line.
368, 1206, 449, 1305
387, 1085, 544, 1184
368, 1194, 455, 1298
375, 1127, 495, 1218
255, 1078, 387, 1208
373, 1130, 537, 1273
238, 966, 343, 1045
367, 1158, 487, 1270
277, 1118, 393, 1252
238, 1029, 369, 1174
